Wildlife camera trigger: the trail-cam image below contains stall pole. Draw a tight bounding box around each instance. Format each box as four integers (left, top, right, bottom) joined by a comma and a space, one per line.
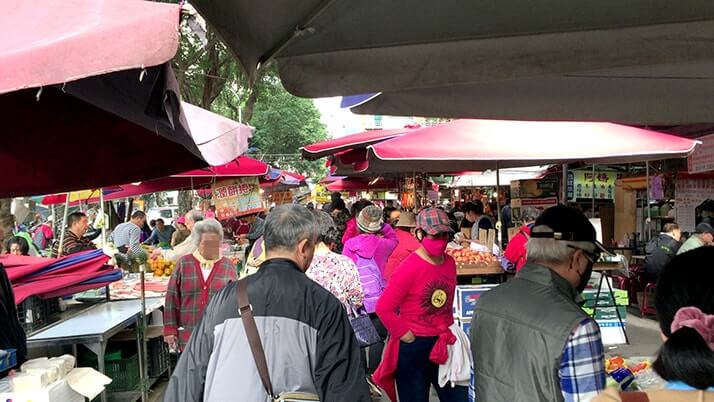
138, 263, 148, 402
124, 198, 130, 222
591, 164, 596, 218
100, 189, 107, 247
56, 194, 70, 257
646, 162, 651, 241
495, 162, 502, 255
561, 163, 568, 203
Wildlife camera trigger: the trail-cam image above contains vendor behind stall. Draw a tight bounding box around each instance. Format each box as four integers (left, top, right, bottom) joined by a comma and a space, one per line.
143, 218, 175, 247
164, 219, 237, 351
111, 210, 147, 255
51, 212, 96, 257
158, 210, 203, 262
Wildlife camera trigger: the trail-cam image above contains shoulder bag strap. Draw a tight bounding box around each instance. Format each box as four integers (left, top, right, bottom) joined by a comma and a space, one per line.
237, 278, 275, 398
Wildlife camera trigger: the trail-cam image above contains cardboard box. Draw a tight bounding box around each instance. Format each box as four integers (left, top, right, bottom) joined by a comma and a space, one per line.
454, 285, 498, 319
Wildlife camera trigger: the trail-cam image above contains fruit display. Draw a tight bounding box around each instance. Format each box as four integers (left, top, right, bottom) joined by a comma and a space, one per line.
446, 248, 498, 265
149, 255, 175, 277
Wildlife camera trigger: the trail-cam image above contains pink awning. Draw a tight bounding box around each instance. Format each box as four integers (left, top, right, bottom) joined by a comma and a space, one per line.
340, 120, 699, 175
41, 157, 270, 205
326, 178, 397, 191
175, 156, 270, 177
0, 0, 180, 94
301, 127, 417, 160
182, 102, 254, 166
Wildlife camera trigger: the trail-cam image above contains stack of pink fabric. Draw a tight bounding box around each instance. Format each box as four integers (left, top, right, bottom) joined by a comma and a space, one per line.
1, 249, 118, 304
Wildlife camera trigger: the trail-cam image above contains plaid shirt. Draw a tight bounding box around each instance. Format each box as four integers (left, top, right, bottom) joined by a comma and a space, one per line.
164, 255, 237, 348
560, 318, 606, 402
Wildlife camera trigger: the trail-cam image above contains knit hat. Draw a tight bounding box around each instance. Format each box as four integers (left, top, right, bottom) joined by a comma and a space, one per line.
357, 205, 383, 233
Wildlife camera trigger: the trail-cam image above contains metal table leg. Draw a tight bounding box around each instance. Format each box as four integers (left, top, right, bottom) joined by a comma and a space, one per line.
85, 341, 108, 402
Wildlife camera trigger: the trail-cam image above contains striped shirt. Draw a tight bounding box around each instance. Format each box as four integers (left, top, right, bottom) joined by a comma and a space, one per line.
560, 318, 607, 402
51, 230, 96, 257
110, 222, 143, 255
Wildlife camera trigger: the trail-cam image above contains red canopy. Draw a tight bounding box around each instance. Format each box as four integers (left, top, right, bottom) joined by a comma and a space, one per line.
337, 120, 700, 175
41, 157, 269, 205
0, 0, 180, 94
300, 127, 417, 160
175, 156, 270, 177
326, 177, 397, 191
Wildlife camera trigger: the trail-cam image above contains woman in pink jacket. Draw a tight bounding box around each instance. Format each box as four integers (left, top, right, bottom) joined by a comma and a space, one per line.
343, 204, 398, 391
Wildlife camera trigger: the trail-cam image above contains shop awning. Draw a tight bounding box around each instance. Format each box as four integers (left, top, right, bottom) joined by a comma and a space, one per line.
0, 1, 255, 197
347, 70, 714, 125
182, 102, 255, 166
301, 127, 417, 160
175, 156, 270, 177
335, 120, 700, 175
0, 0, 180, 94
189, 0, 714, 123
41, 156, 270, 205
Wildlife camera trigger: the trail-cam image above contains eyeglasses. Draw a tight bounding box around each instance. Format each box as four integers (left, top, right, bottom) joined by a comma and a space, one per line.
567, 245, 600, 264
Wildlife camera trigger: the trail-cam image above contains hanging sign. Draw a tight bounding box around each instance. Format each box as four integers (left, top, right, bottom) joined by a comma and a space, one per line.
213, 177, 264, 220
688, 133, 714, 174
571, 171, 616, 200
675, 177, 714, 232
270, 191, 293, 205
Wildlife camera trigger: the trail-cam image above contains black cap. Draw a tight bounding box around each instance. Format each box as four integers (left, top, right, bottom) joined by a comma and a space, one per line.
695, 222, 714, 235
530, 204, 612, 255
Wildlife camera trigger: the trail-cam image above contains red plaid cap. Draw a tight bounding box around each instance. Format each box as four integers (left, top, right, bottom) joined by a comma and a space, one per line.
417, 208, 454, 235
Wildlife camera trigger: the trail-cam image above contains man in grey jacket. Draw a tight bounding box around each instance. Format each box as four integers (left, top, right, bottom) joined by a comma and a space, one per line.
471, 205, 609, 402
164, 204, 371, 402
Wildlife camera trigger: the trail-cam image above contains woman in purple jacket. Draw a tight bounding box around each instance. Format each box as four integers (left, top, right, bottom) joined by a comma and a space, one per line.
343, 204, 398, 393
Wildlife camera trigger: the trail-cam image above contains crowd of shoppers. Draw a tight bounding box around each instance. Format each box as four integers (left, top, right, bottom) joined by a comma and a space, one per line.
159, 200, 712, 402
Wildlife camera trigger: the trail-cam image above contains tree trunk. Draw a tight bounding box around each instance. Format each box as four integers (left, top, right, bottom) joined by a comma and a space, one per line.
178, 191, 193, 215
0, 198, 15, 244
243, 88, 259, 123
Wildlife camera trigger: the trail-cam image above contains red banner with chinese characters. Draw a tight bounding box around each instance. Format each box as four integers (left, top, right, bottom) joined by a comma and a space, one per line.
213, 177, 264, 220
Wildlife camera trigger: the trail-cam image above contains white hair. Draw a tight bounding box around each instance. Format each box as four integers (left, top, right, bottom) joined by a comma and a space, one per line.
191, 219, 224, 247
526, 225, 594, 265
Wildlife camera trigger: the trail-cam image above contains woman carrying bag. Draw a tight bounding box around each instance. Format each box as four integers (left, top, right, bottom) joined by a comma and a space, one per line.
374, 208, 468, 402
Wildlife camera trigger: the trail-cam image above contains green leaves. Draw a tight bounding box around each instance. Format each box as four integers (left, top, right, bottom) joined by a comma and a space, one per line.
173, 21, 328, 180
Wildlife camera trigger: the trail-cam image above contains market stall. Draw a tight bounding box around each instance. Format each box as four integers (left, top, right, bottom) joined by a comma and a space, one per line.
26, 298, 165, 402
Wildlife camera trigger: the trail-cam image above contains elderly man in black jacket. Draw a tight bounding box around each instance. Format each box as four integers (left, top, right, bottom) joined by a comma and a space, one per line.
165, 204, 370, 402
644, 222, 682, 284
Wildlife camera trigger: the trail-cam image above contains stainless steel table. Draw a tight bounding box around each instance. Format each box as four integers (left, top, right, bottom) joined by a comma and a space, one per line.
27, 298, 164, 402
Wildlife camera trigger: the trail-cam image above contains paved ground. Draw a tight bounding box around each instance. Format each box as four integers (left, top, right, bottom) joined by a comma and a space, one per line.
148, 310, 661, 402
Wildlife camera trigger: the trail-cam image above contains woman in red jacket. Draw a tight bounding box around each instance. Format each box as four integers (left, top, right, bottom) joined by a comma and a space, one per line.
503, 207, 540, 272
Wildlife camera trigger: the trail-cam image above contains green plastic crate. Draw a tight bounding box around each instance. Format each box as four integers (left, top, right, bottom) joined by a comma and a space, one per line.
81, 349, 140, 392
104, 353, 140, 392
